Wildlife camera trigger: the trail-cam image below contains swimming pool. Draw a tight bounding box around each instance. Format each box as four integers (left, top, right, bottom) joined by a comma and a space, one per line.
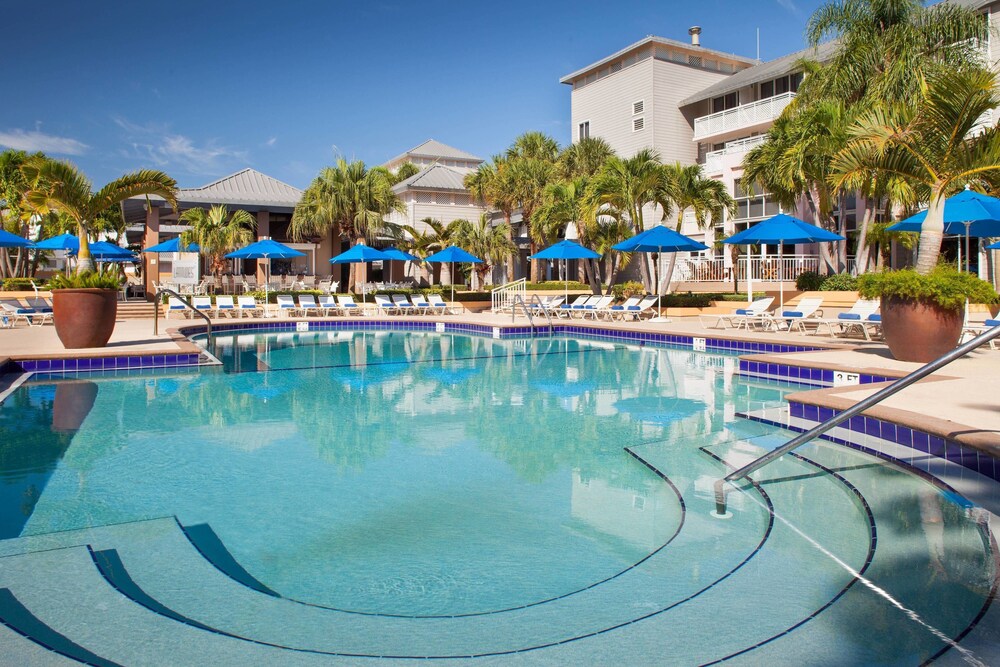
0, 329, 996, 665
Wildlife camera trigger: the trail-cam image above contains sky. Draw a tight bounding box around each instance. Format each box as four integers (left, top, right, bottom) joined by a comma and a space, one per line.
0, 0, 827, 190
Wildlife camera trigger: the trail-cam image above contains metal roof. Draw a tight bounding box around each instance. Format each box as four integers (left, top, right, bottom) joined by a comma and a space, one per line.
560, 35, 758, 85
677, 41, 839, 107
385, 139, 483, 166
392, 164, 471, 193
172, 168, 302, 206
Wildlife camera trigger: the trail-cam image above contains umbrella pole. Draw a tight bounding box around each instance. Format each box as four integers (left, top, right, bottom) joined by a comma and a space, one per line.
778, 244, 784, 310
564, 259, 568, 304
965, 222, 971, 273
451, 262, 455, 304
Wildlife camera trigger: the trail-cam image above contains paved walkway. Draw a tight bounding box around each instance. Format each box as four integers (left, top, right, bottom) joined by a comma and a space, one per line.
2, 309, 998, 445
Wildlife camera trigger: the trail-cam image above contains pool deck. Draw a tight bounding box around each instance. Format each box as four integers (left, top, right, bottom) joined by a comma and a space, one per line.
2, 309, 999, 453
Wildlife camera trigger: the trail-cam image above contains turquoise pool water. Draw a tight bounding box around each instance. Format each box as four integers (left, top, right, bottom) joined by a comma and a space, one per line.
0, 330, 995, 664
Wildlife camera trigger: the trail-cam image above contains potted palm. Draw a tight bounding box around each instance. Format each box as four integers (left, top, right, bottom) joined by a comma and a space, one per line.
833, 68, 1000, 362
20, 158, 177, 348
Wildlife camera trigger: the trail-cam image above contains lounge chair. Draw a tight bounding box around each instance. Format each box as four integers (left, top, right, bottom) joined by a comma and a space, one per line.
391, 294, 418, 314
813, 299, 880, 339
337, 295, 363, 316
166, 296, 190, 319
214, 295, 237, 318
765, 297, 824, 333
374, 294, 399, 315
237, 295, 262, 318
428, 293, 460, 314
579, 295, 614, 319
192, 296, 216, 318
961, 317, 1000, 349
559, 295, 601, 318
410, 294, 435, 314
600, 296, 642, 320
622, 295, 661, 321
276, 294, 299, 316
317, 295, 338, 316
557, 295, 590, 317
1, 301, 51, 326
700, 297, 775, 330
298, 294, 322, 317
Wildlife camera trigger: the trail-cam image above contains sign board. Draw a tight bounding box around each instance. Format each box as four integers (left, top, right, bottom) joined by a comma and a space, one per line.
492, 326, 501, 339
296, 321, 309, 332
692, 337, 707, 352
436, 322, 446, 333
833, 371, 860, 387
172, 256, 199, 285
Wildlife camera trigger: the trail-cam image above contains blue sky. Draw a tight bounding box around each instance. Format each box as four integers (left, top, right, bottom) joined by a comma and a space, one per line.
0, 0, 825, 189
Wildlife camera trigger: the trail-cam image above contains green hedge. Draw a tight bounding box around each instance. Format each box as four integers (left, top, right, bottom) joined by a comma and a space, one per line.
820, 273, 858, 291
795, 271, 823, 291
1, 277, 38, 291
525, 280, 588, 290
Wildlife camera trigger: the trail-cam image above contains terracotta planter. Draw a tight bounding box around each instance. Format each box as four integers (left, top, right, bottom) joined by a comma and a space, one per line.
880, 296, 964, 363
51, 381, 99, 432
52, 288, 118, 349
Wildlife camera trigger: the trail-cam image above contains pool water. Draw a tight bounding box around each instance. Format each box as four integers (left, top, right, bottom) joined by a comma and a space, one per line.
0, 330, 995, 664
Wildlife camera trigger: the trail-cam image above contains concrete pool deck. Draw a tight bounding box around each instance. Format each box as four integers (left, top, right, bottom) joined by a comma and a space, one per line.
2, 309, 999, 451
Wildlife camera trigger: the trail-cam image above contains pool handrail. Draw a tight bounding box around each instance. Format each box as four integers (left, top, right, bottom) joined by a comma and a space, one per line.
153, 287, 212, 343
713, 322, 1000, 517
511, 294, 553, 335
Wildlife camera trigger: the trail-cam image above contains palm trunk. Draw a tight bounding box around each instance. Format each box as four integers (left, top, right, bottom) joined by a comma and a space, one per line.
853, 205, 873, 275
529, 241, 541, 282
76, 224, 94, 274
632, 206, 652, 291
504, 212, 516, 282
914, 188, 946, 275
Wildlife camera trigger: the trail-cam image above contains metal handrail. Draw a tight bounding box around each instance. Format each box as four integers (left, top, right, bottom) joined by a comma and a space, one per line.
153, 288, 212, 343
511, 294, 554, 335
713, 323, 1000, 517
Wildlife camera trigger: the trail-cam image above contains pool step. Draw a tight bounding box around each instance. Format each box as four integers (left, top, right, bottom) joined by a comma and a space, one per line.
0, 444, 893, 664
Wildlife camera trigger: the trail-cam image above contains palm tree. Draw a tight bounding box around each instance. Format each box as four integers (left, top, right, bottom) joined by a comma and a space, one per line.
509, 157, 557, 282
391, 161, 421, 184
291, 159, 404, 291
832, 68, 1000, 274
0, 149, 44, 278
21, 157, 177, 273
659, 162, 735, 290
587, 148, 672, 290
557, 137, 616, 179
452, 214, 516, 289
533, 177, 603, 292
402, 217, 463, 285
802, 0, 988, 107
506, 131, 560, 162
465, 156, 520, 280
179, 204, 256, 276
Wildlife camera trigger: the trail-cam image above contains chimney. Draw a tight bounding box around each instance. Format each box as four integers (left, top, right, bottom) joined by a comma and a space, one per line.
688, 26, 702, 47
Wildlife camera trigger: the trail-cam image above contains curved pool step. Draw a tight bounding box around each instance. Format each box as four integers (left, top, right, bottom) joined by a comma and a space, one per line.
0, 592, 103, 666
7, 447, 876, 663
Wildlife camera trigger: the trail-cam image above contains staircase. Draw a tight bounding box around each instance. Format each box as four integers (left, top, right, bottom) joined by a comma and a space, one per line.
116, 301, 158, 320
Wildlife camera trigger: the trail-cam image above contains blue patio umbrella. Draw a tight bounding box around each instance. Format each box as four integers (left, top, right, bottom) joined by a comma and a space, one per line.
69, 241, 137, 262
330, 243, 391, 304
0, 229, 33, 248
530, 239, 601, 303
380, 246, 421, 284
226, 238, 305, 302
32, 233, 79, 251
723, 213, 844, 308
423, 246, 483, 303
888, 188, 1000, 271
144, 237, 200, 253
613, 225, 709, 321
987, 240, 1000, 250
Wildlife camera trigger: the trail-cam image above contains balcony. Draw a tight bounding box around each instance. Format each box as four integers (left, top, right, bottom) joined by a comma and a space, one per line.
693, 92, 796, 142
703, 135, 770, 174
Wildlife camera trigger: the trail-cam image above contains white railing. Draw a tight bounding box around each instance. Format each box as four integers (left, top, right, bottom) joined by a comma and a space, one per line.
693, 92, 796, 141
703, 135, 770, 173
491, 277, 526, 313
678, 254, 820, 282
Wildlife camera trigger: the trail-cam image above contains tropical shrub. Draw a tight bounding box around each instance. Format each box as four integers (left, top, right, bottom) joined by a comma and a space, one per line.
611, 281, 645, 299
857, 267, 997, 310
525, 281, 588, 290
795, 271, 824, 291
820, 273, 858, 291
1, 277, 37, 291
48, 269, 123, 290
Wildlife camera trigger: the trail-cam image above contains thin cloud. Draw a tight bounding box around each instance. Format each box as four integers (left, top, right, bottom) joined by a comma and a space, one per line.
265, 136, 277, 147
113, 116, 248, 175
776, 0, 798, 13
0, 128, 88, 155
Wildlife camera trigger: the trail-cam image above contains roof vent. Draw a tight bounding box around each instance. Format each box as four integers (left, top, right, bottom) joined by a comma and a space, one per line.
689, 26, 702, 47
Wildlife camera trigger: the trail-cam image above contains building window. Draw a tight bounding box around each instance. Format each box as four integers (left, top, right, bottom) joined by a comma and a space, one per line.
712, 92, 739, 113
632, 100, 644, 115
759, 72, 803, 100
733, 178, 778, 221
633, 117, 645, 132
579, 121, 590, 140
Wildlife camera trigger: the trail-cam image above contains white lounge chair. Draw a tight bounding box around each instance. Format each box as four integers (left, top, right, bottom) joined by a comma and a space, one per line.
620, 295, 660, 321
317, 295, 338, 316
276, 294, 299, 316
214, 295, 237, 318
237, 295, 262, 318
391, 294, 418, 314
410, 293, 434, 314
813, 299, 880, 339
559, 295, 601, 319
337, 295, 363, 316
428, 293, 460, 314
1, 301, 50, 326
701, 297, 775, 330
374, 294, 398, 315
765, 297, 824, 333
192, 296, 216, 318
298, 294, 322, 316
556, 295, 589, 317
166, 296, 190, 319
961, 317, 1000, 349
600, 296, 641, 320
580, 295, 614, 319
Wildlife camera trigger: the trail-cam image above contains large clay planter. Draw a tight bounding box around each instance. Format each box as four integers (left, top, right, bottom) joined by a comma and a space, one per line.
51, 381, 99, 432
52, 288, 118, 349
880, 296, 964, 363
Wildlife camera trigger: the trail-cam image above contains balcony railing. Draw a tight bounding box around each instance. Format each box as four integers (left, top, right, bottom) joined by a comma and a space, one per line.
676, 254, 820, 282
693, 92, 796, 141
703, 135, 770, 173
